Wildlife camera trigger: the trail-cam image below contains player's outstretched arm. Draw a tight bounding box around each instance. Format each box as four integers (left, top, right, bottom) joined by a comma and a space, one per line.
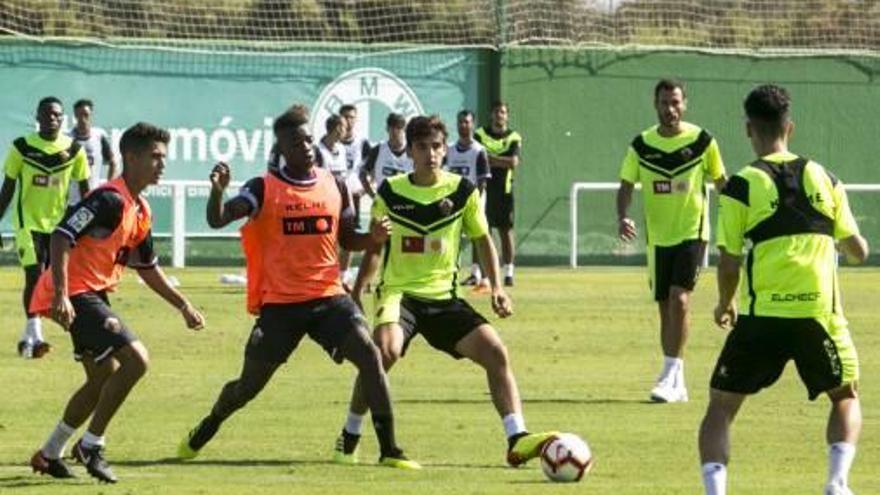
474, 234, 513, 318
49, 231, 76, 330
206, 162, 251, 229
339, 215, 391, 252
714, 248, 741, 330
839, 234, 869, 265
137, 265, 204, 330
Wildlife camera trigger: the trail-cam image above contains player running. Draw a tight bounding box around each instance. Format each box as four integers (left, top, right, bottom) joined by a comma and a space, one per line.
28, 122, 204, 483
333, 115, 556, 467
698, 84, 867, 495
0, 97, 91, 358
616, 79, 727, 403
177, 107, 419, 469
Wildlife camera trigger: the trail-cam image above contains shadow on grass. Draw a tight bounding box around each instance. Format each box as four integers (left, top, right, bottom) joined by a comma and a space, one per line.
348, 397, 655, 405
0, 474, 79, 489
112, 457, 340, 468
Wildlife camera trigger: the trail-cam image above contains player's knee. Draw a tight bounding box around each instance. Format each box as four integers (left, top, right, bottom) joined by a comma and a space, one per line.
828, 382, 859, 402
355, 343, 385, 374
481, 340, 510, 372
119, 342, 150, 378
668, 287, 690, 310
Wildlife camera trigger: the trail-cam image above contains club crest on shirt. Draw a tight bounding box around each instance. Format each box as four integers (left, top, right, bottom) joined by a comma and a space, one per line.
438, 198, 454, 216
680, 147, 693, 160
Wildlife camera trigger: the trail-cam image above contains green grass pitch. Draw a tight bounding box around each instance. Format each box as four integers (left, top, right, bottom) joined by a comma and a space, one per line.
0, 266, 877, 494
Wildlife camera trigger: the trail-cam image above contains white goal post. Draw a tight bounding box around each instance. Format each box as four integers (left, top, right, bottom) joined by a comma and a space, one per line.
569, 181, 880, 268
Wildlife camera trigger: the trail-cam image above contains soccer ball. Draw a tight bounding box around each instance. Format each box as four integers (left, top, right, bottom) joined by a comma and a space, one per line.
540, 433, 593, 482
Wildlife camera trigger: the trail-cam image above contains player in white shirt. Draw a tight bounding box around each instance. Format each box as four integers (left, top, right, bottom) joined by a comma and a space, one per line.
66, 99, 117, 205
359, 113, 411, 198
316, 114, 348, 179
446, 110, 491, 291
339, 104, 372, 194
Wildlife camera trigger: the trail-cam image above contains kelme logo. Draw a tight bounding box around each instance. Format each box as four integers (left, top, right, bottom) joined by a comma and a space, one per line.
311, 68, 425, 139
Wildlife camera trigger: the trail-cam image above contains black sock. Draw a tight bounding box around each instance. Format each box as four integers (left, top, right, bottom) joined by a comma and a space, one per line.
372, 414, 399, 458
340, 429, 360, 455
189, 413, 223, 451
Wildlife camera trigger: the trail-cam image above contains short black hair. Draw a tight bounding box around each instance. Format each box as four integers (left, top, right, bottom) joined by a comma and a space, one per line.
490, 100, 507, 112
654, 79, 686, 100
325, 114, 342, 134
386, 112, 406, 129
73, 99, 93, 111
273, 107, 309, 136
744, 84, 791, 138
119, 122, 170, 156
339, 104, 356, 115
457, 109, 475, 121
37, 96, 62, 112
405, 115, 447, 148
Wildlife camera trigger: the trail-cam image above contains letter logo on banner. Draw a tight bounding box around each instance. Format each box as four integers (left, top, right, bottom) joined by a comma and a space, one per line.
311, 68, 425, 141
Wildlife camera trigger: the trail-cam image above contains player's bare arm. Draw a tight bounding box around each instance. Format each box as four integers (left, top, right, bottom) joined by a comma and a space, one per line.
488, 154, 518, 169
206, 162, 251, 229
616, 180, 637, 242
839, 234, 869, 265
0, 176, 15, 222
339, 215, 391, 252
137, 265, 204, 330
474, 234, 513, 318
78, 179, 90, 199
48, 232, 75, 330
351, 244, 382, 311
714, 248, 741, 330
713, 175, 727, 194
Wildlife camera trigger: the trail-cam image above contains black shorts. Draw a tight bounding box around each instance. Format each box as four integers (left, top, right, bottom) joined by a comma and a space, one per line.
486, 190, 514, 229
398, 295, 489, 359
70, 292, 138, 364
710, 315, 857, 400
649, 239, 706, 301
246, 295, 369, 364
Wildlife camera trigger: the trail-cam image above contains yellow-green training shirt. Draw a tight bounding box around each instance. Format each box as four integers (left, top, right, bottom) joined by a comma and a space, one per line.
717, 151, 859, 319
373, 171, 489, 300
619, 122, 725, 246
3, 132, 89, 233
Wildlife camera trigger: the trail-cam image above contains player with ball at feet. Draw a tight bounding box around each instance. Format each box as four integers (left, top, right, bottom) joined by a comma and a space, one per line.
333, 114, 557, 468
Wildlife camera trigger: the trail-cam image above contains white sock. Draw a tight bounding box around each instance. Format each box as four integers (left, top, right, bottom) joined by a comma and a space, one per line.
29, 318, 44, 342
502, 413, 527, 438
676, 360, 687, 389
828, 442, 856, 487
344, 412, 365, 436
41, 421, 76, 460
659, 356, 683, 384
701, 462, 727, 495
504, 264, 515, 278
471, 263, 482, 279
81, 430, 106, 449
19, 321, 32, 344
